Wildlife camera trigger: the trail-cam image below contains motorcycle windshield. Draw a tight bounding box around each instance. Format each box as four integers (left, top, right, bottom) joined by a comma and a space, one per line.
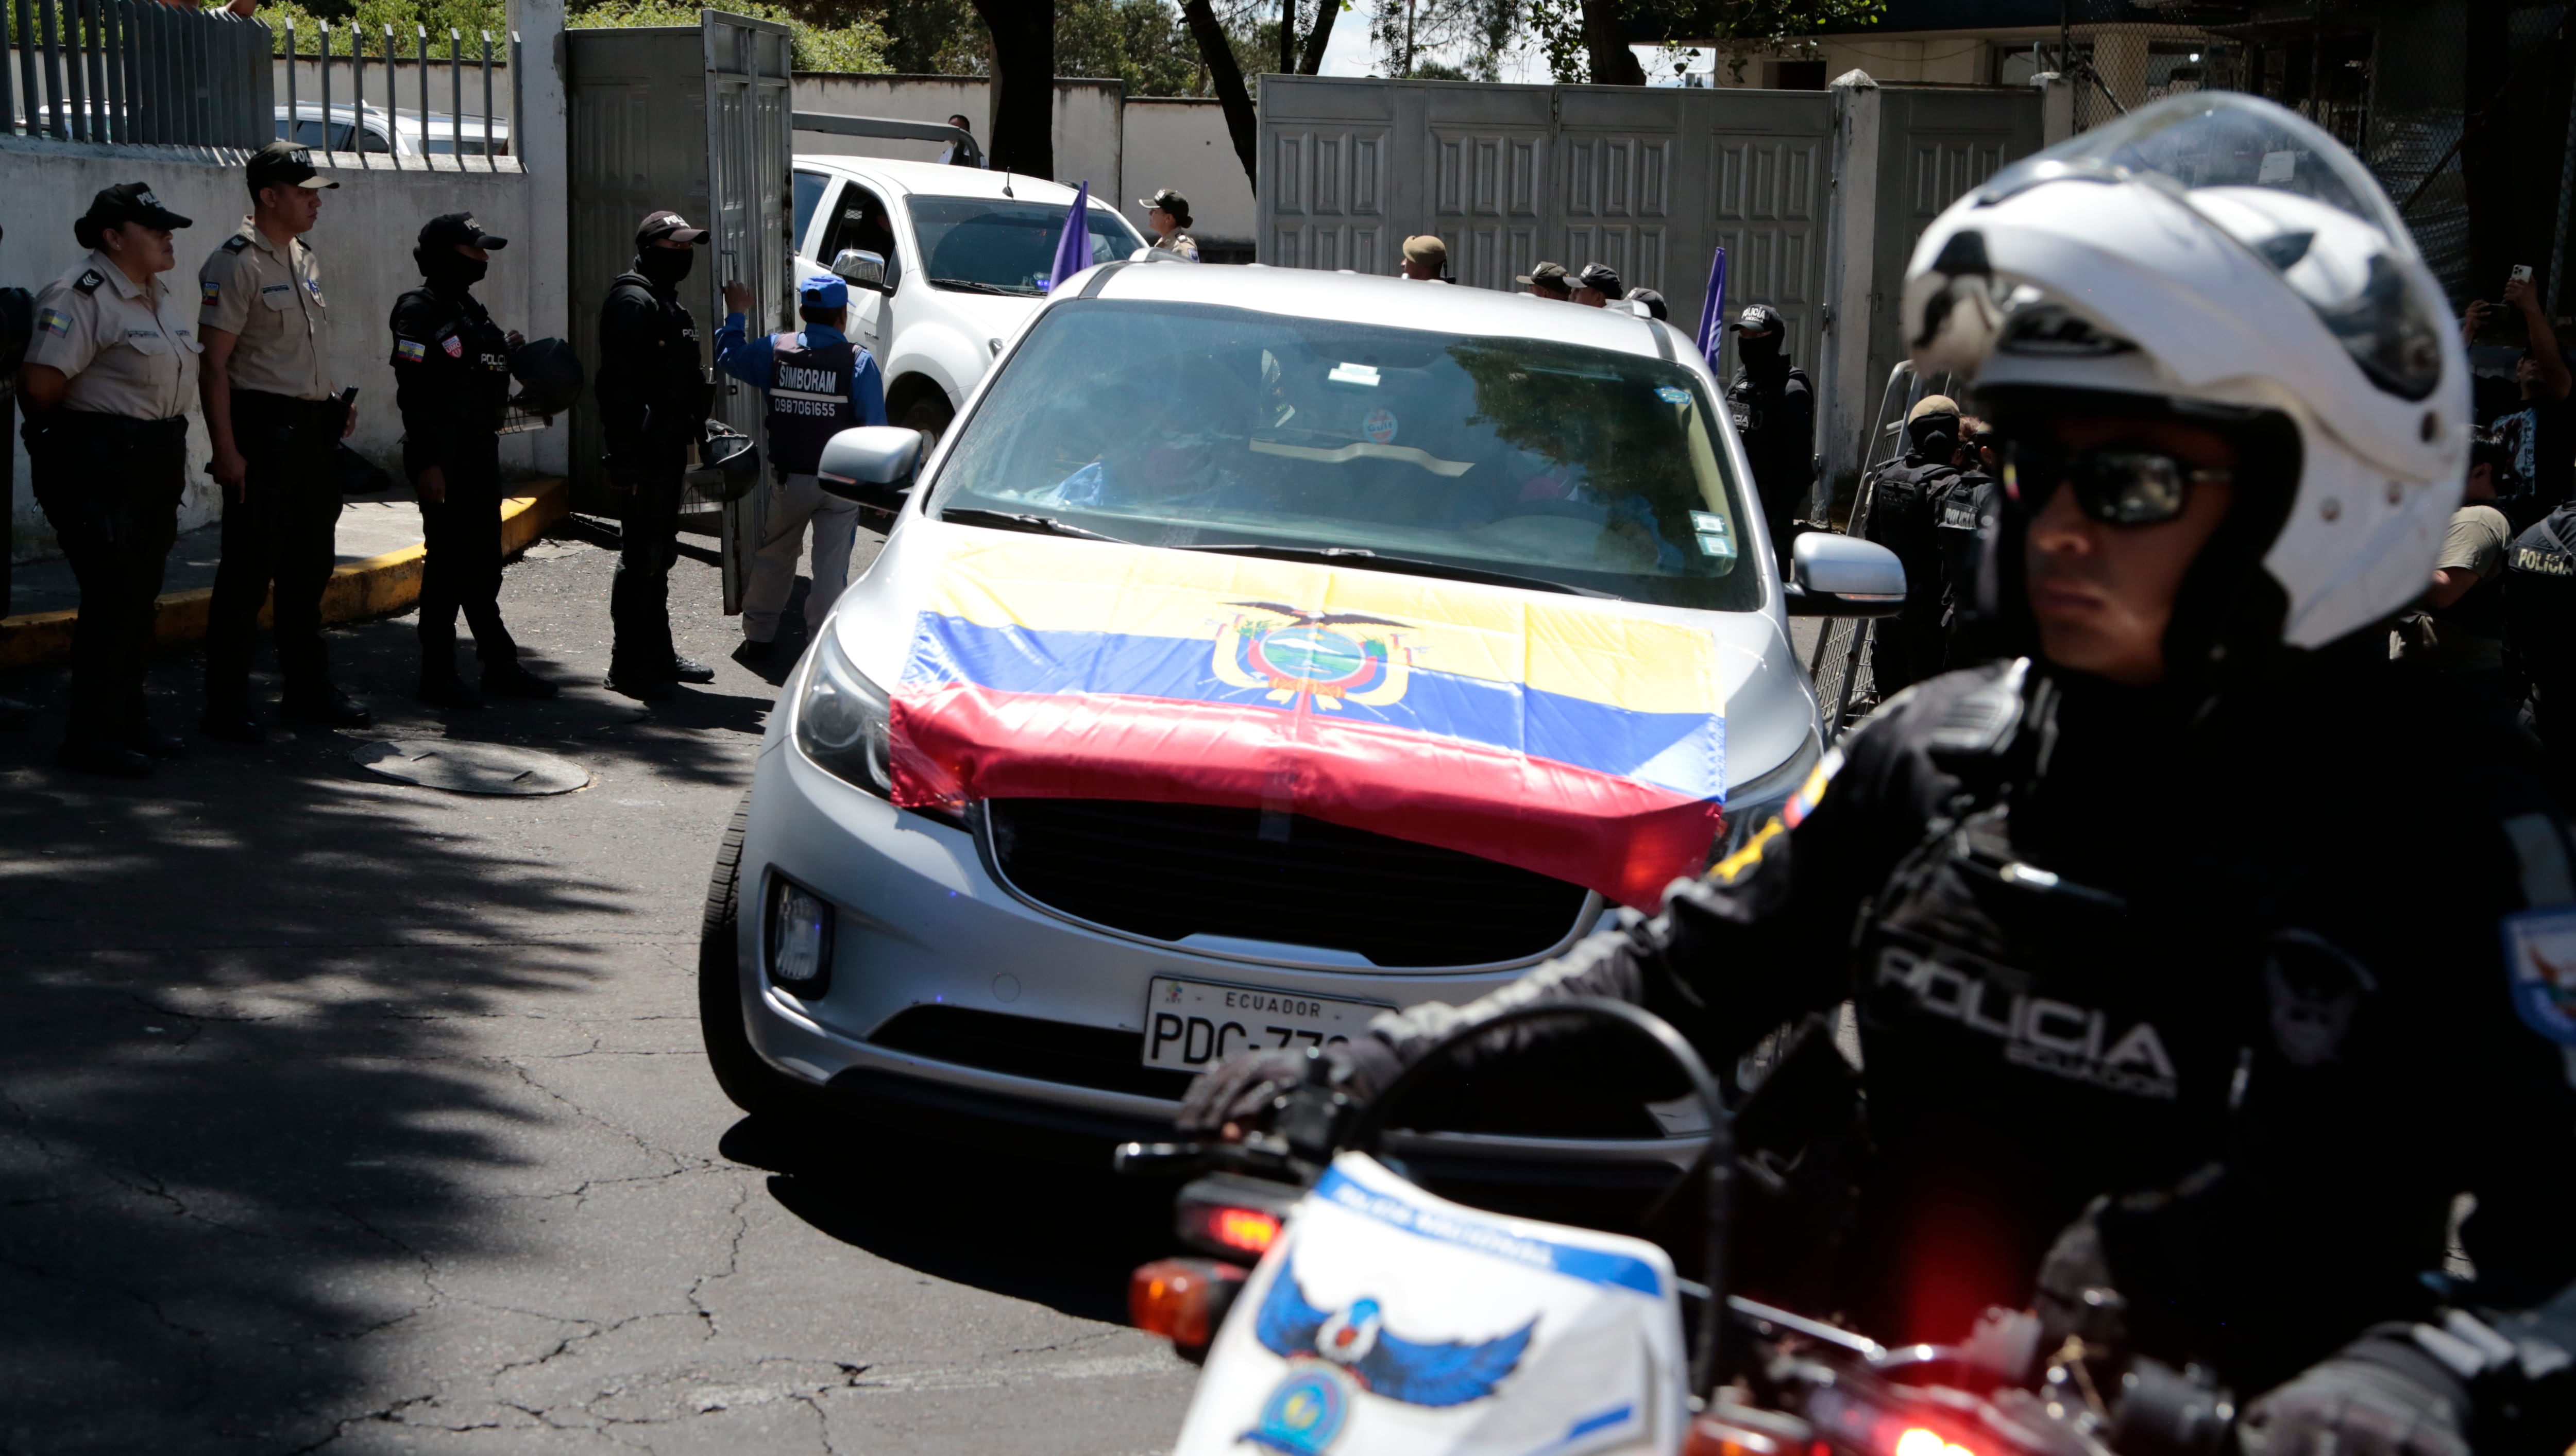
1978, 92, 2446, 402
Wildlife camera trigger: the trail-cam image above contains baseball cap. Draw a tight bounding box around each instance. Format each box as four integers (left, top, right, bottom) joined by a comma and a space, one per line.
417, 212, 507, 251
1626, 286, 1668, 321
636, 210, 709, 248
1907, 393, 1962, 425
798, 273, 849, 309
1403, 234, 1448, 267
1138, 187, 1192, 224
1730, 303, 1782, 335
246, 140, 338, 194
1517, 260, 1571, 291
79, 181, 191, 237
1575, 263, 1625, 298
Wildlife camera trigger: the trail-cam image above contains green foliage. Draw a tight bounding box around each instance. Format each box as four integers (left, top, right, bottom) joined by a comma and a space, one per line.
567, 0, 891, 71
855, 0, 1264, 96
263, 0, 509, 55
1522, 0, 1884, 85
1057, 0, 1202, 96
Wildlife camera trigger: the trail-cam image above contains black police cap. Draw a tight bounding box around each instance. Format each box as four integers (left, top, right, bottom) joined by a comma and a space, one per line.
418, 212, 509, 251
74, 181, 191, 249
247, 140, 339, 195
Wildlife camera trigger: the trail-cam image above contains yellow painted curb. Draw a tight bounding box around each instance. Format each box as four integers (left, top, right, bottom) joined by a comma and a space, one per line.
0, 479, 569, 671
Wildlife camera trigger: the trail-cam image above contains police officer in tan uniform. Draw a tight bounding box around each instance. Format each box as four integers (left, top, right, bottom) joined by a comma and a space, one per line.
196, 140, 369, 740
20, 183, 201, 778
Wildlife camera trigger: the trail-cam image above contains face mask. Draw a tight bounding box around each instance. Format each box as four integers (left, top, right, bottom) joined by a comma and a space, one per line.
1737, 331, 1783, 364
637, 248, 694, 286
439, 256, 489, 287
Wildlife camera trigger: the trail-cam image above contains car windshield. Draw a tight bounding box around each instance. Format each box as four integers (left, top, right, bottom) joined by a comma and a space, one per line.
908, 198, 1144, 296
929, 300, 1759, 611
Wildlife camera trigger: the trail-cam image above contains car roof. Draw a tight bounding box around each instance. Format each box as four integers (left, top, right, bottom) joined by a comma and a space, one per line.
791, 154, 1112, 208
1080, 263, 1688, 362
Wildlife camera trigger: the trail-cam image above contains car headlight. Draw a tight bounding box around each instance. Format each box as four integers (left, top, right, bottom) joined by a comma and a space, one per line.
795, 630, 894, 797
1717, 728, 1824, 861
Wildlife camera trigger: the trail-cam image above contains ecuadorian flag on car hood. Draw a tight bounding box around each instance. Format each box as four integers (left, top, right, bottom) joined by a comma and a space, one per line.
890, 535, 1725, 909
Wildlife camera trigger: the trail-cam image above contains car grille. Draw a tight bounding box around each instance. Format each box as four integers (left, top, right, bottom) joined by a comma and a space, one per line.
981, 798, 1592, 968
868, 1005, 1195, 1101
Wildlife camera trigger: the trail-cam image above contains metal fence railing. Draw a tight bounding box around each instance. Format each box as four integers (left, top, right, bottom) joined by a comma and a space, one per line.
281, 21, 522, 165
2, 0, 272, 147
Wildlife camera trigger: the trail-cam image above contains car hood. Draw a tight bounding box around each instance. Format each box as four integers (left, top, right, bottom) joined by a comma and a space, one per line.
830, 521, 1815, 907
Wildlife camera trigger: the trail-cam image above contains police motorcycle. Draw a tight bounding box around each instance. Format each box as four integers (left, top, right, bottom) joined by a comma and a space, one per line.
1117, 999, 2231, 1456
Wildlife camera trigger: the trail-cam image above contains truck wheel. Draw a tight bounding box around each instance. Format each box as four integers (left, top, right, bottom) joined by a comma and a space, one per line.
699, 794, 820, 1123
901, 392, 955, 451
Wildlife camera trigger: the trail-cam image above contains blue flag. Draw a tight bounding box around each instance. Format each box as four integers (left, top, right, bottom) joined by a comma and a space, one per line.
1693, 246, 1728, 373
1045, 180, 1093, 294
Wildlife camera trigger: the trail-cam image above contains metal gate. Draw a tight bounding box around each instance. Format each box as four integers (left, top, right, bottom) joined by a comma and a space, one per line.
566, 8, 793, 610
1862, 87, 2043, 419
1256, 77, 1833, 384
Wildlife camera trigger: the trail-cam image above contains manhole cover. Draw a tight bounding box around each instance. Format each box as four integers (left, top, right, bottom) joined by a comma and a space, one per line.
351, 740, 591, 796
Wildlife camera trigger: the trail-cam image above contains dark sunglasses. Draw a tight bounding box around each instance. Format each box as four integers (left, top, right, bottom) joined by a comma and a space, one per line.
2003, 439, 2233, 526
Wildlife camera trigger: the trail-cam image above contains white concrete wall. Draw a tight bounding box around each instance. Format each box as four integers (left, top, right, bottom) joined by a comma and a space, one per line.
787, 74, 1125, 198
1, 138, 540, 561
1120, 98, 1253, 249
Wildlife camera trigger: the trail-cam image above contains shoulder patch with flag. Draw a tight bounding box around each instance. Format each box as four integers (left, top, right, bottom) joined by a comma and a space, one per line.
394, 338, 427, 363
886, 536, 1727, 907
442, 335, 464, 358
200, 278, 222, 305
37, 308, 71, 337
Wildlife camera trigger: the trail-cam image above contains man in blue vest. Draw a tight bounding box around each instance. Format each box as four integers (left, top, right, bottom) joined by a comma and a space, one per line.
715, 273, 888, 662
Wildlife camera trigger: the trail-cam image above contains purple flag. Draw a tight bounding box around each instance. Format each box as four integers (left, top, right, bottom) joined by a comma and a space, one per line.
1693, 246, 1728, 372
1045, 180, 1093, 294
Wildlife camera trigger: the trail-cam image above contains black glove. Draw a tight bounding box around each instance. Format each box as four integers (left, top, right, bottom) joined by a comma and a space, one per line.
2239, 1333, 2473, 1456
1175, 1037, 1401, 1137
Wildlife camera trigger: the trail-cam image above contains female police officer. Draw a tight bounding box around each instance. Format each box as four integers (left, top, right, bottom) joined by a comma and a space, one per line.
21, 182, 200, 778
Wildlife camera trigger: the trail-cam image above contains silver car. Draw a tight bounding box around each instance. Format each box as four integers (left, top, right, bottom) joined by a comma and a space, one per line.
701, 262, 1898, 1180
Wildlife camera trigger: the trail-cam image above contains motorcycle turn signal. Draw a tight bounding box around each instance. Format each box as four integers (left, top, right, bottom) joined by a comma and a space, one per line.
1130, 1257, 1249, 1364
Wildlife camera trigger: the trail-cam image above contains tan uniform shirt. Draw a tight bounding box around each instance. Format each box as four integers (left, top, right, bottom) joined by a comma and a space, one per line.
197, 217, 334, 400
24, 250, 203, 420
1152, 232, 1201, 262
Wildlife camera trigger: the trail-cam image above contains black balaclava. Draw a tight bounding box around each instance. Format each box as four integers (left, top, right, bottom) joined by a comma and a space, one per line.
1737, 329, 1787, 382
1906, 411, 1960, 466
415, 246, 487, 291
636, 247, 694, 288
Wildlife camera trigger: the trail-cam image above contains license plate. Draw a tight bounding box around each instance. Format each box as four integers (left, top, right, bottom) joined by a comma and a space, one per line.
1142, 977, 1388, 1071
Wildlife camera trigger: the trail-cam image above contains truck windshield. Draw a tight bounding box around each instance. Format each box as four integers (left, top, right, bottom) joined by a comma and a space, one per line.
909, 198, 1144, 297
929, 299, 1760, 612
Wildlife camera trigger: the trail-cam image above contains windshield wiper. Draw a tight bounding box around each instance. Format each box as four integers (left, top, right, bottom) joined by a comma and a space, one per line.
941, 507, 1127, 542
929, 277, 1036, 296
1172, 543, 1616, 598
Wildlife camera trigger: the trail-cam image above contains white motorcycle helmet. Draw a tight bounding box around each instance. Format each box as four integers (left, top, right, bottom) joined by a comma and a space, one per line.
1903, 92, 2465, 659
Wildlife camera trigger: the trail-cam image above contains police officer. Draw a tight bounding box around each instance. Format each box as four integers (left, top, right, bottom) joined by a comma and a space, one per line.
1934, 417, 2001, 670
2507, 449, 2576, 802
197, 140, 369, 739
1184, 95, 2576, 1452
1139, 189, 1198, 261
714, 272, 888, 663
596, 210, 716, 700
1865, 395, 1965, 696
389, 213, 556, 708
1723, 303, 1815, 570
19, 183, 200, 778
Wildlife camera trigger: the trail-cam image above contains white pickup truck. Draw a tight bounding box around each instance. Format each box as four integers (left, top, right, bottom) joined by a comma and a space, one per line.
789, 156, 1151, 444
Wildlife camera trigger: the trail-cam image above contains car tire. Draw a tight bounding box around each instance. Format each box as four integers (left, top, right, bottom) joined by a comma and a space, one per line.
900, 391, 955, 452
699, 794, 820, 1123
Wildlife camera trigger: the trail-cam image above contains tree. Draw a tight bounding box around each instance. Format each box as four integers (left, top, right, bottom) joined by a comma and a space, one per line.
1179, 0, 1260, 187
1524, 0, 1884, 88
968, 0, 1053, 175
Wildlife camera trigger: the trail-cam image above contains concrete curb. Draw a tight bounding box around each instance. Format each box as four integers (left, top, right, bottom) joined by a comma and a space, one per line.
0, 479, 570, 671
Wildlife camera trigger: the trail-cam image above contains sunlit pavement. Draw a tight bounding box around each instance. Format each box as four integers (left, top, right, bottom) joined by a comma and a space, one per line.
0, 522, 1197, 1453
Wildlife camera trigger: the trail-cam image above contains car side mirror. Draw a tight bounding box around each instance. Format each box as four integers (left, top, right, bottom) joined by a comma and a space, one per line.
831, 248, 891, 294
817, 425, 924, 511
1785, 533, 1907, 617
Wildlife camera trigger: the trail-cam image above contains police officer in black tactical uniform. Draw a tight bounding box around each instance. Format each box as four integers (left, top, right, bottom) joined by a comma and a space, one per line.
389, 213, 556, 709
1864, 395, 1964, 697
1184, 96, 2576, 1456
20, 183, 200, 778
2507, 444, 2576, 803
1934, 416, 2001, 671
596, 209, 716, 700
1723, 303, 1815, 569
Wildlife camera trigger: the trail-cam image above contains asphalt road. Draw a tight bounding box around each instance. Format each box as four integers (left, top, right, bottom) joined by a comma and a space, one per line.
0, 522, 1200, 1453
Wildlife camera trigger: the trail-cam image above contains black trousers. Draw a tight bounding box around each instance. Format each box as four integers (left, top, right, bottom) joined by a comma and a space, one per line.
204, 391, 345, 709
416, 432, 515, 673
28, 410, 187, 748
608, 453, 685, 681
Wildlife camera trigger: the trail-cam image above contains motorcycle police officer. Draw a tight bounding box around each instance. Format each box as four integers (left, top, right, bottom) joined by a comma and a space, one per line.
197, 140, 370, 739
1183, 95, 2576, 1455
20, 183, 200, 778
1865, 395, 1966, 695
596, 210, 716, 700
1723, 303, 1814, 568
388, 213, 555, 708
713, 272, 888, 662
